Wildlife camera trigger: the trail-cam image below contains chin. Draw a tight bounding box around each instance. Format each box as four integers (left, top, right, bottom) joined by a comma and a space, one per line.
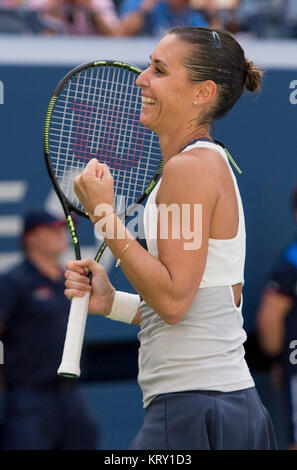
140, 113, 157, 133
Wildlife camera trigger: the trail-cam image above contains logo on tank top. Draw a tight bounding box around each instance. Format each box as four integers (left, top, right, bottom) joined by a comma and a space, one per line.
32, 286, 55, 301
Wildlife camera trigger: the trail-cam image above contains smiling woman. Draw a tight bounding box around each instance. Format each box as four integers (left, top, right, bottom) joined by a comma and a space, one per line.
64, 26, 278, 450
136, 35, 209, 140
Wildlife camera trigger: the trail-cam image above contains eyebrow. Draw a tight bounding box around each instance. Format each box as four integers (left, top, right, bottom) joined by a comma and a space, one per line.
149, 55, 168, 68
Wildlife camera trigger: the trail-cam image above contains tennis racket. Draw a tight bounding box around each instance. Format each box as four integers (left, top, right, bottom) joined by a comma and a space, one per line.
43, 60, 163, 379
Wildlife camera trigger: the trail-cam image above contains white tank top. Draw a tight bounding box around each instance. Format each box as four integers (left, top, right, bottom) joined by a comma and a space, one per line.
138, 140, 254, 409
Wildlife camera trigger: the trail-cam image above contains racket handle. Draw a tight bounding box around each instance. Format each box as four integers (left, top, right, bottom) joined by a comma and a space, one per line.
57, 292, 90, 379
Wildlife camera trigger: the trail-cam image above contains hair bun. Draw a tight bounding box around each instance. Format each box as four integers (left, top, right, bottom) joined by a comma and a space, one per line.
244, 59, 263, 92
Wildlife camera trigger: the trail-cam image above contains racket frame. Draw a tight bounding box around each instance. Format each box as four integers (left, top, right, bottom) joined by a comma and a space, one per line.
43, 60, 163, 378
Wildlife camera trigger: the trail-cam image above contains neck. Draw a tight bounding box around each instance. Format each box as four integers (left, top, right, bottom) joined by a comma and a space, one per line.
27, 251, 62, 281
158, 125, 212, 162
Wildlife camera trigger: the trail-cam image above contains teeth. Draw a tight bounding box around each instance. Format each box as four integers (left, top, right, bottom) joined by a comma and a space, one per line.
142, 96, 157, 104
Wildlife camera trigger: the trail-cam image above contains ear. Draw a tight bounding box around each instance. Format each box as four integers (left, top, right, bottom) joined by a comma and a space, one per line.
194, 80, 217, 105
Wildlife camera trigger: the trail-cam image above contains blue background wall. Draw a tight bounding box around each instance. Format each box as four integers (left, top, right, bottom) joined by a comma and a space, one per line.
0, 38, 296, 449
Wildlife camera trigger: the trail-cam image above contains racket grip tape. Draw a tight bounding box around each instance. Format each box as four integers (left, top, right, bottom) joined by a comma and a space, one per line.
57, 292, 90, 378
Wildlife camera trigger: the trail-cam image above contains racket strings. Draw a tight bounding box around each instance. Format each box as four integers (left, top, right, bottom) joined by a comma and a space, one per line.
48, 65, 160, 212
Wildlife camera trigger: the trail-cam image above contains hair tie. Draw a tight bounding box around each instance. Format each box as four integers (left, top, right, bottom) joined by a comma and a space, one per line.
245, 59, 253, 73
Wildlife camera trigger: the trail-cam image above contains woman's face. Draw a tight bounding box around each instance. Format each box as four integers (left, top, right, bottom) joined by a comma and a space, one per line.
136, 34, 199, 135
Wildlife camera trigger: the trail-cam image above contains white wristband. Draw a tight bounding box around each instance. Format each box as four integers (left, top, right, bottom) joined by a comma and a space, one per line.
106, 291, 140, 324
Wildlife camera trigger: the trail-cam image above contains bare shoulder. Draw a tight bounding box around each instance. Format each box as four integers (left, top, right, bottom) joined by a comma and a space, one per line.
158, 148, 224, 204
161, 148, 226, 188
163, 148, 227, 179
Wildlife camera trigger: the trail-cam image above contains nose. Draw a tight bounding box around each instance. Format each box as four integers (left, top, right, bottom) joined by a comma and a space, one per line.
136, 66, 150, 88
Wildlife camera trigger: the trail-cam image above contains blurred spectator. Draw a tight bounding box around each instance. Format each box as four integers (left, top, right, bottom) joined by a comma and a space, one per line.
236, 0, 287, 38
285, 0, 297, 39
120, 0, 209, 37
0, 1, 49, 33
0, 209, 98, 450
256, 187, 297, 450
190, 0, 240, 32
29, 0, 125, 35
1, 0, 296, 38
0, 1, 23, 6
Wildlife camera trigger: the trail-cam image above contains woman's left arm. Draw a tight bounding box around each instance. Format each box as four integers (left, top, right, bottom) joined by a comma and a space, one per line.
74, 153, 219, 324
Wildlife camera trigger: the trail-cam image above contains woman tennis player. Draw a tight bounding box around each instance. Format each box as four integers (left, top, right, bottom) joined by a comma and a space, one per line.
65, 26, 278, 450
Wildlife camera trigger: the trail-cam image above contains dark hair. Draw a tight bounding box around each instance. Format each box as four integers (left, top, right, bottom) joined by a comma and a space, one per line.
168, 26, 263, 124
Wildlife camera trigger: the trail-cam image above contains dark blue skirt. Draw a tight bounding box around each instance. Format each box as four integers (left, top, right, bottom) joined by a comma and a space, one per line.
129, 387, 278, 450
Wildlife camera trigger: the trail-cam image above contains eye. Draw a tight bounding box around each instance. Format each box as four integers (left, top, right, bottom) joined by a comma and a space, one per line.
145, 61, 165, 75
155, 67, 164, 75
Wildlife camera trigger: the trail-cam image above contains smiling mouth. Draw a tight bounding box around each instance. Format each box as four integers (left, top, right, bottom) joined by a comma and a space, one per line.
141, 96, 157, 106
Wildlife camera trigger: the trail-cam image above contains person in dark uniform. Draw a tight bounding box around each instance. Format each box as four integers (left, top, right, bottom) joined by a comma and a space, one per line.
0, 209, 97, 450
257, 186, 297, 450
